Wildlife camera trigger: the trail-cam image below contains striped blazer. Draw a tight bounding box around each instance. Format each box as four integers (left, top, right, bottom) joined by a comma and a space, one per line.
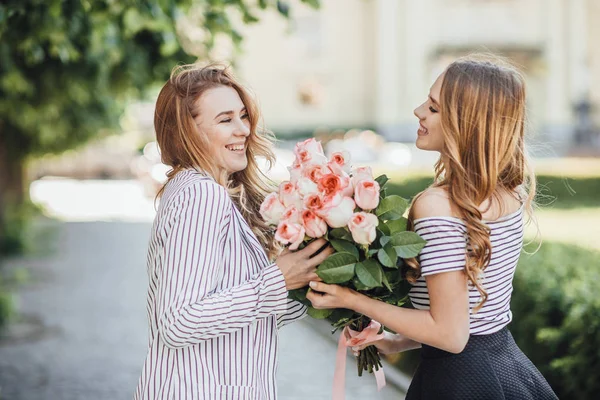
134, 169, 306, 400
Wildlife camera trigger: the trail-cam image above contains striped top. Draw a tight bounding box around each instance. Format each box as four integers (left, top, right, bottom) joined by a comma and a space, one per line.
408, 207, 524, 335
134, 169, 306, 400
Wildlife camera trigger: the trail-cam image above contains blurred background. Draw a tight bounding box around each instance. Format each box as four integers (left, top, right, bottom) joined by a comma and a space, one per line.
0, 1, 599, 399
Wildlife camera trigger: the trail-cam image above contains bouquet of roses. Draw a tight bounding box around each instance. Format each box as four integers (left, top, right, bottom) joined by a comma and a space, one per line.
260, 138, 426, 378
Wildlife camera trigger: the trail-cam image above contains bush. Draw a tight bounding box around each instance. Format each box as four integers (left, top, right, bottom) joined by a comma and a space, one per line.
386, 175, 600, 209
0, 276, 14, 332
511, 242, 600, 399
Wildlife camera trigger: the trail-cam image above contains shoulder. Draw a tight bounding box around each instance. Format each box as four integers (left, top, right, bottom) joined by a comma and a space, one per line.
411, 186, 459, 221
165, 171, 232, 214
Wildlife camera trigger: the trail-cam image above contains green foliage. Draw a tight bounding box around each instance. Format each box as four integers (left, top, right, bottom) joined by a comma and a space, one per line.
0, 0, 319, 158
0, 279, 13, 331
0, 200, 42, 256
375, 195, 408, 220
511, 242, 600, 399
385, 175, 600, 210
316, 252, 356, 283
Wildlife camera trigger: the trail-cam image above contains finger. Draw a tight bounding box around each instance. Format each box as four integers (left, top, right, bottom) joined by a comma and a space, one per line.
305, 290, 321, 307
307, 272, 321, 282
280, 247, 291, 256
308, 246, 335, 267
301, 238, 328, 256
309, 280, 333, 294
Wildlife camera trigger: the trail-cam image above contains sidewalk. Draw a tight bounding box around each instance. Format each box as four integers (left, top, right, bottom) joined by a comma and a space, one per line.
0, 219, 405, 400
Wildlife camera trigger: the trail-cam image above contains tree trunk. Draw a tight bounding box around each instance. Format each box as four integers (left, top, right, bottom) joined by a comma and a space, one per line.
0, 128, 26, 253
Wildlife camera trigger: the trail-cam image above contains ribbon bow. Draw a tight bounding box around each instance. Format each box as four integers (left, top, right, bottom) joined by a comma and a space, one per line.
332, 320, 386, 400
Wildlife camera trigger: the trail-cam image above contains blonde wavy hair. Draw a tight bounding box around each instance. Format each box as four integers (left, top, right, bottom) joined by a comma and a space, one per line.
154, 63, 279, 258
406, 55, 536, 311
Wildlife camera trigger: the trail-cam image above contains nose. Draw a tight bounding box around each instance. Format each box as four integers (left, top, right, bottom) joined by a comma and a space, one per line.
235, 118, 250, 137
414, 101, 426, 120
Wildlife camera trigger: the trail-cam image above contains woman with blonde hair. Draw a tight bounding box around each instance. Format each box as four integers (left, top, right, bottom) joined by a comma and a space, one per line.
307, 56, 558, 399
134, 64, 333, 399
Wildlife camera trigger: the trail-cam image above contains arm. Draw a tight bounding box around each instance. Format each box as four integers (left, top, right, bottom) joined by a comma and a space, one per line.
307, 189, 471, 354
343, 270, 469, 354
157, 181, 289, 349
277, 299, 308, 329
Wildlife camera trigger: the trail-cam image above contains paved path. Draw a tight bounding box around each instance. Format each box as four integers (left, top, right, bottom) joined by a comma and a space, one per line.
0, 219, 405, 400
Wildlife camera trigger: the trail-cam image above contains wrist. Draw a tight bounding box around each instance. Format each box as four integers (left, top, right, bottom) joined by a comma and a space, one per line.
345, 290, 364, 311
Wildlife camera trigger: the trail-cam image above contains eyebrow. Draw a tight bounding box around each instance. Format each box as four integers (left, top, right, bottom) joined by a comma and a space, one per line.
214, 108, 247, 120
428, 95, 440, 106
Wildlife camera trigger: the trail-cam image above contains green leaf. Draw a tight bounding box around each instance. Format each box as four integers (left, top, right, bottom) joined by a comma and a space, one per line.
375, 174, 389, 187
376, 195, 409, 221
353, 277, 371, 291
381, 272, 393, 292
307, 306, 333, 319
378, 222, 391, 236
317, 253, 356, 283
329, 239, 359, 260
389, 232, 427, 258
377, 243, 398, 268
386, 217, 408, 234
355, 260, 383, 288
329, 228, 352, 241
380, 235, 391, 247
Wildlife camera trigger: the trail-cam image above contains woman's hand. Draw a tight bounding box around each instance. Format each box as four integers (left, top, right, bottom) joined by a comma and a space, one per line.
348, 331, 419, 356
306, 281, 360, 310
276, 239, 334, 290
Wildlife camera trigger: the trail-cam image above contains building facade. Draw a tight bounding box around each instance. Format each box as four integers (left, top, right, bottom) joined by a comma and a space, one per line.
235, 0, 599, 149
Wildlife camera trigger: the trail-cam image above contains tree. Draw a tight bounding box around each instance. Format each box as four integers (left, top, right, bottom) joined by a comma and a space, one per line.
0, 0, 319, 252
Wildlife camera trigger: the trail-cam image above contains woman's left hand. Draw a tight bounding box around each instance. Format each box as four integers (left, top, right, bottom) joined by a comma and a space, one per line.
306, 281, 359, 310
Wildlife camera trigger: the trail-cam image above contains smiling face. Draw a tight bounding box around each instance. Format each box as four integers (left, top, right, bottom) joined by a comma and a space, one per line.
193, 85, 251, 174
413, 72, 445, 152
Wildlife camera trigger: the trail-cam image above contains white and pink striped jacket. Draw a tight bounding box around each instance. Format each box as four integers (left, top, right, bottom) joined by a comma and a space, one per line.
134, 169, 306, 400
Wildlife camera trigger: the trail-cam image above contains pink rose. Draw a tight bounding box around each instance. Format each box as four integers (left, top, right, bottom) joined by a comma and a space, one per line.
304, 193, 326, 217
318, 174, 345, 199
279, 181, 303, 208
260, 193, 286, 225
348, 212, 379, 245
301, 209, 328, 238
354, 179, 381, 211
329, 151, 352, 174
322, 196, 356, 228
294, 138, 327, 167
275, 221, 305, 250
303, 164, 331, 183
351, 166, 374, 188
281, 206, 301, 224
296, 177, 319, 197
288, 162, 303, 183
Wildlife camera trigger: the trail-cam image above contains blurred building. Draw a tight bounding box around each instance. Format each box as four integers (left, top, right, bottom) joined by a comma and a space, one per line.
236, 0, 600, 150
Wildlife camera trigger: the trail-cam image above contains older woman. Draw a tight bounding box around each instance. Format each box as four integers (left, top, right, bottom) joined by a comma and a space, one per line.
134, 64, 332, 400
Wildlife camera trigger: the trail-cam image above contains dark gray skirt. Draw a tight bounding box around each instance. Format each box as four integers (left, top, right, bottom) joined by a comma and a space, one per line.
405, 328, 558, 400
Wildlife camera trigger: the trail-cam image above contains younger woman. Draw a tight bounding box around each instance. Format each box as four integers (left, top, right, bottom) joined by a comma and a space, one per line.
307, 56, 558, 399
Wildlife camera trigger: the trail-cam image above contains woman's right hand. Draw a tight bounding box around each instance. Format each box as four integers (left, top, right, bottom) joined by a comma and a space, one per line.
350, 331, 418, 356
275, 238, 334, 290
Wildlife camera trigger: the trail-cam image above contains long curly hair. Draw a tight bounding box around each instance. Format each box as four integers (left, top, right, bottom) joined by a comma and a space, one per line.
154, 63, 279, 259
406, 55, 537, 311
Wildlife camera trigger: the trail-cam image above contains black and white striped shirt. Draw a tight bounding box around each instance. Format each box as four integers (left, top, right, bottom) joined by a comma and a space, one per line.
408, 207, 524, 335
134, 169, 306, 400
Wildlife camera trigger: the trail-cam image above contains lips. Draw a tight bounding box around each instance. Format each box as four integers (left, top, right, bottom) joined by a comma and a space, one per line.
417, 122, 428, 136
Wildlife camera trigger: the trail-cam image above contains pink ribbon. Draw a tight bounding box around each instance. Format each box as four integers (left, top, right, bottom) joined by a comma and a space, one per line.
332, 320, 386, 400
